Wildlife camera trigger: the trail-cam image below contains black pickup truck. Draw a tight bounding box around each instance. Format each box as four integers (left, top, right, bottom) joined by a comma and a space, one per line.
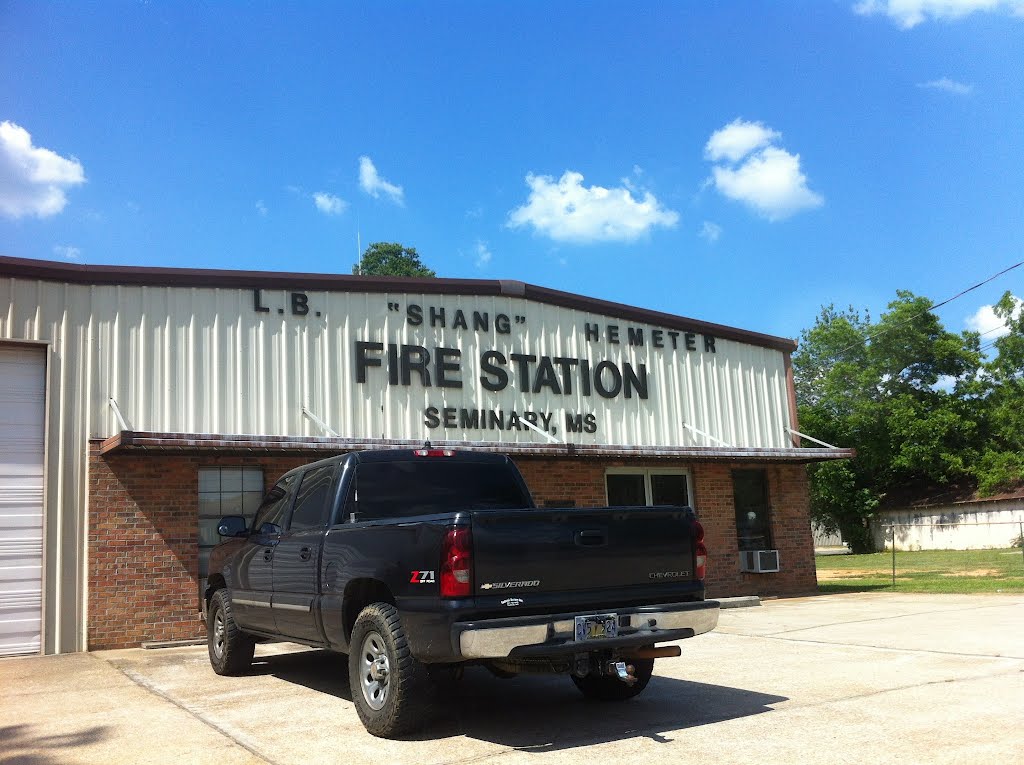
203, 448, 718, 737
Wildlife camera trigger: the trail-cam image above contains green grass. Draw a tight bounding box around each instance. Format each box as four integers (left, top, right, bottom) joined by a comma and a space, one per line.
816, 547, 1024, 594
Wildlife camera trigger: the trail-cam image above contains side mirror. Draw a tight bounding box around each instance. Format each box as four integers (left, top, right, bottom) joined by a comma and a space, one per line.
217, 516, 248, 537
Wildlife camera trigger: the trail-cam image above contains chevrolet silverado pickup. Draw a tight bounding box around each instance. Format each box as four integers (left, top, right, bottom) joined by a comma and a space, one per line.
203, 448, 718, 737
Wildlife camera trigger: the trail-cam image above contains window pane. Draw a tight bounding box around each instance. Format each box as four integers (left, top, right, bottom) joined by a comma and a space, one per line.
607, 474, 646, 506
651, 474, 688, 506
242, 468, 264, 491
290, 465, 335, 530
733, 469, 771, 551
220, 492, 244, 516
198, 493, 222, 518
241, 491, 264, 515
220, 469, 243, 492
198, 469, 220, 493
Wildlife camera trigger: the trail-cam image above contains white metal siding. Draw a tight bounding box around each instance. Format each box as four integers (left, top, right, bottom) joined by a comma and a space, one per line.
0, 345, 45, 656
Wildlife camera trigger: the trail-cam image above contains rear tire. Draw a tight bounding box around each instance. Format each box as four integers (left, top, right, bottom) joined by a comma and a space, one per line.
348, 602, 431, 738
571, 658, 654, 701
207, 589, 255, 676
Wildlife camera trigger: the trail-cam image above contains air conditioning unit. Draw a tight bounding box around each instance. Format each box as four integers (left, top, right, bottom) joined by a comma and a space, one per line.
740, 549, 780, 573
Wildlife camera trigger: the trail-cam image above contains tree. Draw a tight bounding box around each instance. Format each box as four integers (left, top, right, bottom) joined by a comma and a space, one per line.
793, 292, 984, 552
971, 290, 1024, 494
353, 242, 436, 278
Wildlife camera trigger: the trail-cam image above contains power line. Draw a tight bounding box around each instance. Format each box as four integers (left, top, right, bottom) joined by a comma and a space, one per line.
825, 259, 1023, 357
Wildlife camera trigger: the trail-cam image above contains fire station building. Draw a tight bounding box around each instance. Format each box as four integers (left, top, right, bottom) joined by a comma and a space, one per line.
0, 255, 851, 655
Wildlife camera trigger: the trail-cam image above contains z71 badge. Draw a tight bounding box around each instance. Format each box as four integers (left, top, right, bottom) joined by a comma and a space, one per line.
409, 570, 436, 583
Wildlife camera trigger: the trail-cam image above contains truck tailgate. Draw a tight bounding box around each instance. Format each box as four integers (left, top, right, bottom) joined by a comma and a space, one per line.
470, 506, 697, 595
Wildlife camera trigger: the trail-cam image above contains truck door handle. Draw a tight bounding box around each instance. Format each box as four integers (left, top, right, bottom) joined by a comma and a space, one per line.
263, 548, 274, 562
299, 547, 312, 561
575, 529, 607, 547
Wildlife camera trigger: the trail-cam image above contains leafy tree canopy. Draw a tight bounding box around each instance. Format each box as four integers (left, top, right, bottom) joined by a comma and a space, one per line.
793, 291, 990, 552
353, 242, 436, 278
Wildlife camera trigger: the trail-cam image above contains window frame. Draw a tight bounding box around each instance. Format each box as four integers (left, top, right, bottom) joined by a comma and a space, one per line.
604, 467, 693, 508
197, 466, 265, 579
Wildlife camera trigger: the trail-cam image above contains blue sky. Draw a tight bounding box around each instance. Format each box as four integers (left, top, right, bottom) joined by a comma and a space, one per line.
2, 1, 1023, 342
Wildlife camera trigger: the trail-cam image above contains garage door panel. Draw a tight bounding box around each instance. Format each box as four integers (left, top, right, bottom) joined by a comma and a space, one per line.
0, 346, 45, 657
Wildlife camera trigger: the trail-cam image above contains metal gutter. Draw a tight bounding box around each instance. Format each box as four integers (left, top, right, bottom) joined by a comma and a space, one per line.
95, 431, 854, 463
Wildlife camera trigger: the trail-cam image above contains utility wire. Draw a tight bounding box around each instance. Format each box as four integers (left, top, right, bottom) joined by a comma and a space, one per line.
824, 259, 1023, 357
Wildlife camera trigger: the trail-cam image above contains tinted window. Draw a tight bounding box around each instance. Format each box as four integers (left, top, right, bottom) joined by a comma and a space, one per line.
733, 469, 771, 551
252, 473, 297, 534
290, 465, 335, 530
348, 461, 528, 521
606, 474, 646, 506
651, 474, 689, 506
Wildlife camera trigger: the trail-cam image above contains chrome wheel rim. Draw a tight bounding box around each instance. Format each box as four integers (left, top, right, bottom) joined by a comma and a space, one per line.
359, 631, 390, 711
212, 609, 225, 658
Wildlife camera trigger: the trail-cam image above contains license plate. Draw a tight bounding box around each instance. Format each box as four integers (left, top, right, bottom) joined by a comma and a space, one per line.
574, 613, 618, 642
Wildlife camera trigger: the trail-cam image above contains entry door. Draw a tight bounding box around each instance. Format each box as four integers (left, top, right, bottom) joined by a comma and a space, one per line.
0, 346, 46, 656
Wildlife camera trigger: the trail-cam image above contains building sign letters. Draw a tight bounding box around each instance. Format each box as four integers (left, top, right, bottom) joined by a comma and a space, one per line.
253, 289, 716, 438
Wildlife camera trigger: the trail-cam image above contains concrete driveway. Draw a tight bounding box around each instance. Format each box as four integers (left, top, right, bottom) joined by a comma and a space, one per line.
3, 592, 1022, 765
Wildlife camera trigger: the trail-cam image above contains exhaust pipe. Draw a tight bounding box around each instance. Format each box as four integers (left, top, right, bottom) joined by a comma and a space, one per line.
623, 646, 682, 660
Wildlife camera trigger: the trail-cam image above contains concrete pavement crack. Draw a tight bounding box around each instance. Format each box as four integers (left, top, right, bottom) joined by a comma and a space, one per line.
720, 630, 1024, 660
92, 654, 281, 765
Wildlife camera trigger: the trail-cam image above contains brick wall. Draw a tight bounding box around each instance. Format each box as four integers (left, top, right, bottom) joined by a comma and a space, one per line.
87, 449, 817, 649
86, 447, 309, 650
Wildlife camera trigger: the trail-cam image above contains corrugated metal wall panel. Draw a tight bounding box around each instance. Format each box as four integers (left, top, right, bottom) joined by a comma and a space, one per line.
0, 276, 795, 652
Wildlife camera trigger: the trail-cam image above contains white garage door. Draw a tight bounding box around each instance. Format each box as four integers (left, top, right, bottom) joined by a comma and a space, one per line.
0, 346, 45, 656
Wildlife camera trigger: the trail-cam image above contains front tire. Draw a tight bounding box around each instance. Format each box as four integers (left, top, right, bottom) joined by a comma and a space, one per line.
571, 658, 654, 701
348, 603, 431, 738
207, 589, 255, 676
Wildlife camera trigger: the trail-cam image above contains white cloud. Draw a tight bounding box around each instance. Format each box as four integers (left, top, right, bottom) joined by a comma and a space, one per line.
312, 192, 346, 216
699, 221, 722, 243
507, 171, 679, 244
704, 119, 781, 163
918, 77, 973, 95
53, 244, 80, 260
358, 156, 404, 205
255, 200, 268, 216
966, 297, 1022, 338
707, 137, 824, 222
475, 240, 493, 269
0, 121, 85, 219
854, 0, 1024, 28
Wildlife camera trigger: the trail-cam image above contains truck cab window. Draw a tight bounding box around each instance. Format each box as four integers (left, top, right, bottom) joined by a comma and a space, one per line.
289, 465, 335, 530
252, 473, 297, 534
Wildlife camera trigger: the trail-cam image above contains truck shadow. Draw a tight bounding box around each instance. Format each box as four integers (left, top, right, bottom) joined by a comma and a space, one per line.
252, 649, 787, 750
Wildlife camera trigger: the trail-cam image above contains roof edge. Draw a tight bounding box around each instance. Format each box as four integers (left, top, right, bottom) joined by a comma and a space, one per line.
1, 254, 797, 352
94, 431, 851, 462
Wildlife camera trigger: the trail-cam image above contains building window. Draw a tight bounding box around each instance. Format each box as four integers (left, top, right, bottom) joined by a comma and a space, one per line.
198, 467, 264, 577
605, 468, 691, 508
732, 469, 772, 551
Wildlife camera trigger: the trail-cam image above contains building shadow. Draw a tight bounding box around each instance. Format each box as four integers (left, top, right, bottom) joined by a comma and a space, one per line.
0, 723, 108, 765
253, 649, 787, 749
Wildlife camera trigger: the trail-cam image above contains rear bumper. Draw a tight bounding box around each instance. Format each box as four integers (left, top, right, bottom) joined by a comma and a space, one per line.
453, 600, 719, 660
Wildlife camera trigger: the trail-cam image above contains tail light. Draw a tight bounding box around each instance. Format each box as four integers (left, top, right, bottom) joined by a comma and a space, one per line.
694, 520, 707, 580
440, 527, 472, 598
414, 449, 454, 457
